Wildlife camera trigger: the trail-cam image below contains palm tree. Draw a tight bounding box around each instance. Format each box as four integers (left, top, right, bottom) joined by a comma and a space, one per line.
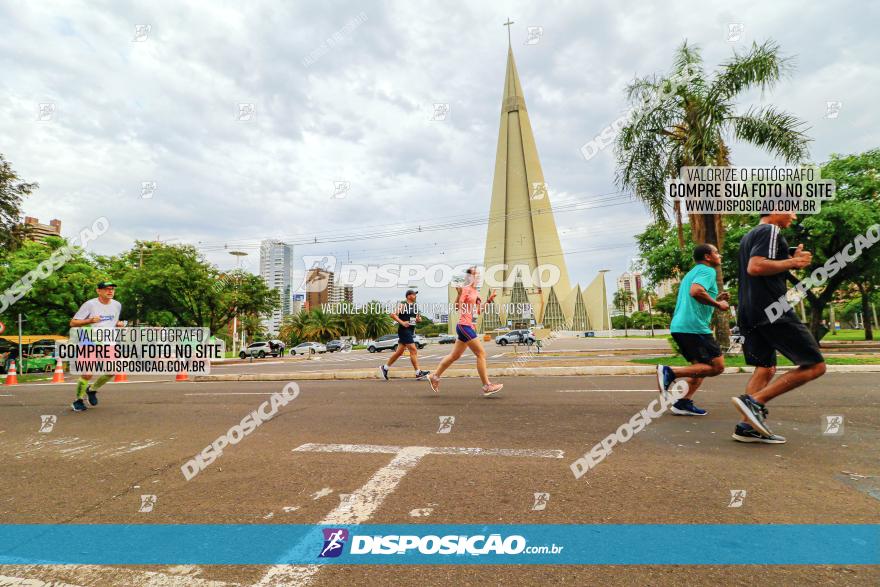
615, 40, 811, 344
279, 310, 309, 345
303, 308, 343, 342
337, 310, 366, 341
613, 289, 634, 337
359, 301, 395, 340
638, 288, 658, 337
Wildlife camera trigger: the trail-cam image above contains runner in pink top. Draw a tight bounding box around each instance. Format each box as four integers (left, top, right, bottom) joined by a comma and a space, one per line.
427, 267, 503, 397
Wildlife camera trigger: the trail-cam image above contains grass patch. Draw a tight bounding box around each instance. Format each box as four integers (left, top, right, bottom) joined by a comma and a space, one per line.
822, 329, 876, 342
632, 355, 880, 367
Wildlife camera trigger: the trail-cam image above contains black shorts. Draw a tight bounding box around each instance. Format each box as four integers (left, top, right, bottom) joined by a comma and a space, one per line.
741, 319, 825, 368
671, 332, 722, 364
397, 328, 415, 346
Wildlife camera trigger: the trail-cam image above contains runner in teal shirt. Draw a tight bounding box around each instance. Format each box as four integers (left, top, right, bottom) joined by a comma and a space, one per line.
657, 244, 730, 416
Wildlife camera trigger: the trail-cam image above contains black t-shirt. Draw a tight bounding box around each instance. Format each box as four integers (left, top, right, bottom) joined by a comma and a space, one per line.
737, 223, 797, 328
396, 302, 417, 335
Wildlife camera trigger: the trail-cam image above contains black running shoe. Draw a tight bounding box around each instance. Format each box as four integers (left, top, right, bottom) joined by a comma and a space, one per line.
86, 386, 98, 406
72, 399, 88, 412
731, 394, 772, 436
379, 365, 390, 380
415, 370, 430, 381
732, 422, 786, 444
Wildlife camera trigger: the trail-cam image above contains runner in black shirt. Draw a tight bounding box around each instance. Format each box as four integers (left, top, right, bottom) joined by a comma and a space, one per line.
379, 289, 430, 381
731, 213, 826, 444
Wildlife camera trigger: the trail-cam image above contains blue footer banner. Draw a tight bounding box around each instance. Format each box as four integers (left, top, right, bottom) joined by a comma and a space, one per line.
0, 525, 877, 565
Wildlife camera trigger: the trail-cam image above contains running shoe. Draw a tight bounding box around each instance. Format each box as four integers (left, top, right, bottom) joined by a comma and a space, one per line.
427, 374, 441, 393
379, 365, 390, 381
670, 398, 707, 416
71, 399, 88, 412
732, 422, 786, 444
415, 370, 430, 381
731, 394, 772, 436
656, 365, 675, 398
86, 386, 98, 406
482, 383, 503, 397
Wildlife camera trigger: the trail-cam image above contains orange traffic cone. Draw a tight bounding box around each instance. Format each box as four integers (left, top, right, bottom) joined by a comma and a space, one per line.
51, 359, 65, 383
175, 371, 189, 382
113, 372, 128, 383
4, 361, 18, 386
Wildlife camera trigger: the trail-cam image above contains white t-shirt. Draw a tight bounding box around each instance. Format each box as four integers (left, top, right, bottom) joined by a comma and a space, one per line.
73, 298, 122, 334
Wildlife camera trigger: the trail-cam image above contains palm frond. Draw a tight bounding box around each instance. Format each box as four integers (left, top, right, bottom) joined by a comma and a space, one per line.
730, 106, 812, 164
711, 40, 793, 101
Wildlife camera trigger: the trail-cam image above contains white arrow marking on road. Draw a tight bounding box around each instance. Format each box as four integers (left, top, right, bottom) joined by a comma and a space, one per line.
257, 443, 563, 586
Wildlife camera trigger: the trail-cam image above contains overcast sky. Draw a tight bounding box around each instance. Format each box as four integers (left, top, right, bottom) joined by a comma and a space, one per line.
3, 0, 878, 305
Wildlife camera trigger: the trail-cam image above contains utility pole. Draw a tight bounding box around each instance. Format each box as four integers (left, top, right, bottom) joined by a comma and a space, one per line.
18, 313, 23, 371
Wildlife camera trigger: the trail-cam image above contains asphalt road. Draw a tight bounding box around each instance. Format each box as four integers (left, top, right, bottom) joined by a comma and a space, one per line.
1, 373, 878, 586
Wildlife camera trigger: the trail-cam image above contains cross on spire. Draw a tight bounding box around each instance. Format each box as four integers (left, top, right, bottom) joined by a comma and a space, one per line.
503, 18, 514, 47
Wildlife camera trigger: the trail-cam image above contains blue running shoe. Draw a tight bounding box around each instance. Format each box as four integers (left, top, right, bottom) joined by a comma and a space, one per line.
86, 386, 98, 406
71, 399, 88, 412
656, 365, 675, 398
671, 398, 707, 416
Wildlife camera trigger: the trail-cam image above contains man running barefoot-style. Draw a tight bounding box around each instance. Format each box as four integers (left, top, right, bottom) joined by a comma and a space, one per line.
379, 288, 430, 381
427, 267, 503, 397
69, 280, 126, 412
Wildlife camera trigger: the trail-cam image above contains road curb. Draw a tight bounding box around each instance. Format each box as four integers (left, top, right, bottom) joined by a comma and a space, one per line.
193, 363, 880, 382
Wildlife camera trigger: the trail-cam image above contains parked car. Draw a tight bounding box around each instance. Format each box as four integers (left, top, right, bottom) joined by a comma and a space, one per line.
1, 339, 60, 373
495, 329, 536, 346
238, 341, 285, 359
326, 340, 343, 352
437, 334, 455, 344
291, 341, 327, 355
367, 334, 427, 353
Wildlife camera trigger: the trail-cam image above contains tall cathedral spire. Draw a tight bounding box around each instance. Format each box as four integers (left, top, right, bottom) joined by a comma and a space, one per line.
481, 40, 571, 326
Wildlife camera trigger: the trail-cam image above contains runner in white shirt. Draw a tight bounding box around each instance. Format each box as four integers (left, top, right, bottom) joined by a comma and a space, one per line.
69, 281, 125, 412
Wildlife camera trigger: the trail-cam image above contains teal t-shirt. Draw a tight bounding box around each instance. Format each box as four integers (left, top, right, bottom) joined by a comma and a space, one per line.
670, 264, 718, 334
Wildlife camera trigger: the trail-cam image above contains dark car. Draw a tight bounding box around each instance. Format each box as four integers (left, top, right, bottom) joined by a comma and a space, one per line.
326, 340, 343, 352
438, 334, 455, 344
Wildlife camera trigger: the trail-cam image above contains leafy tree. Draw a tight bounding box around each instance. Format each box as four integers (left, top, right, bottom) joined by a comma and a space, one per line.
0, 154, 38, 252
616, 40, 811, 345
106, 242, 278, 333
0, 237, 104, 334
785, 150, 880, 339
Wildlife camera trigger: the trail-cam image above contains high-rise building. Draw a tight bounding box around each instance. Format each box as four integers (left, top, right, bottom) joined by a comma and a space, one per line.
616, 271, 644, 314
448, 33, 610, 333
23, 217, 62, 242
305, 267, 334, 311
259, 240, 294, 334
329, 283, 354, 304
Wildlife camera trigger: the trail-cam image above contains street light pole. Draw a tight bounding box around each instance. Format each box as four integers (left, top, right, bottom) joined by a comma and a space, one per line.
229, 250, 248, 357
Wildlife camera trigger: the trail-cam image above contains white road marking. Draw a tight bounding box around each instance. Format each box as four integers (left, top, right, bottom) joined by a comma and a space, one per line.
213, 361, 285, 368
184, 392, 278, 396
257, 442, 563, 586
556, 389, 657, 393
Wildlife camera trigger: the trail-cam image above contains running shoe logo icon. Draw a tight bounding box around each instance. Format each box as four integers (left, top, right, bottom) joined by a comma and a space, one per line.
39, 415, 57, 433
727, 490, 746, 508
437, 416, 455, 434
532, 492, 550, 511
823, 415, 844, 435
319, 528, 349, 558
139, 494, 157, 513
